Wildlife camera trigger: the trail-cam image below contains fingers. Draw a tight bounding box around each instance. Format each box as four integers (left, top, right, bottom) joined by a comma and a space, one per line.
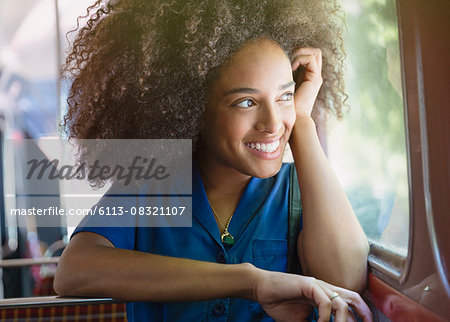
347, 310, 358, 322
256, 272, 372, 322
305, 277, 352, 322
319, 289, 348, 322
319, 282, 374, 322
290, 47, 323, 118
313, 291, 332, 322
291, 47, 322, 75
332, 296, 349, 322
345, 292, 373, 322
335, 289, 372, 322
304, 278, 332, 322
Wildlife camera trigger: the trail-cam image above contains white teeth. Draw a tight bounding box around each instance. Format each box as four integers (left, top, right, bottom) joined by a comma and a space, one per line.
245, 140, 280, 153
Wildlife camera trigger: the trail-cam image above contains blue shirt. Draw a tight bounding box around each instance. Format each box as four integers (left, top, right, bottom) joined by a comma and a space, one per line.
73, 161, 300, 321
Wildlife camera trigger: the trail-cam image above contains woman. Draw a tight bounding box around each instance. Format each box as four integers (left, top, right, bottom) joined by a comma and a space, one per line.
54, 0, 372, 321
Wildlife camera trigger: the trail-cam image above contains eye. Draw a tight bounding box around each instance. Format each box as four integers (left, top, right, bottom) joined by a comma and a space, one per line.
278, 92, 294, 102
234, 99, 257, 108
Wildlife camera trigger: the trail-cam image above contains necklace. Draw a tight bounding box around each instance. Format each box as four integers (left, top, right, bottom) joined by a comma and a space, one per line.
210, 204, 235, 246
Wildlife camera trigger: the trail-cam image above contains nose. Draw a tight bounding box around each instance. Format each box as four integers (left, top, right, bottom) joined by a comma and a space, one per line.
255, 102, 283, 134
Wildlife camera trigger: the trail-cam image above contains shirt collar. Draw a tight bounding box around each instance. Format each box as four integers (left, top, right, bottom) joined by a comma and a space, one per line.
191, 159, 269, 249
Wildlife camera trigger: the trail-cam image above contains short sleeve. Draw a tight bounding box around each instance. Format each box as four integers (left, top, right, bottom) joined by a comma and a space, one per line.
72, 225, 135, 250
71, 184, 137, 250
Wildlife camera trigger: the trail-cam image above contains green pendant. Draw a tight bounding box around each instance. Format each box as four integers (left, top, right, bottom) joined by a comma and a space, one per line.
221, 231, 235, 246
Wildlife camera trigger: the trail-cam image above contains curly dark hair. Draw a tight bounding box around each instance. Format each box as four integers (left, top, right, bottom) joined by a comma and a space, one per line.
62, 0, 345, 153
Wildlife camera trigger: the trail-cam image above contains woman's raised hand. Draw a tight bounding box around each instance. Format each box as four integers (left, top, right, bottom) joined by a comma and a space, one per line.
291, 47, 323, 120
251, 268, 373, 322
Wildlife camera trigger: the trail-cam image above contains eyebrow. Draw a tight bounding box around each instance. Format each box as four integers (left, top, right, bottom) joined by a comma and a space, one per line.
223, 81, 296, 96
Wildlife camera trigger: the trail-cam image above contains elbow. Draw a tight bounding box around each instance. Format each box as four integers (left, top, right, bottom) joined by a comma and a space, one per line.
54, 253, 80, 296
342, 268, 368, 295
300, 232, 370, 293
53, 269, 70, 296
53, 247, 93, 297
54, 232, 115, 297
356, 238, 370, 293
341, 241, 370, 294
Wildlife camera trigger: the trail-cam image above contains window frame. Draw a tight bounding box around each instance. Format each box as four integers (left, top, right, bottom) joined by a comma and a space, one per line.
363, 0, 450, 319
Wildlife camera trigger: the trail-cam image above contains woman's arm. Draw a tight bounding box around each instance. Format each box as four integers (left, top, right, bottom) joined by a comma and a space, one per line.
55, 232, 372, 321
54, 232, 254, 301
290, 48, 369, 292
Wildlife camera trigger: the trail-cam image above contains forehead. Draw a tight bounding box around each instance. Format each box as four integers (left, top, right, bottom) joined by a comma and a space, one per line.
213, 39, 293, 91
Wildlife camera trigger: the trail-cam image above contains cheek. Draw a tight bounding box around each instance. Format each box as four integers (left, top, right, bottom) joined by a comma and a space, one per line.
216, 113, 254, 135
282, 106, 297, 130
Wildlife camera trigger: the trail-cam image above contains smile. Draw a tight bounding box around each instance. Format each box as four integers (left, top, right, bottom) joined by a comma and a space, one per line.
245, 140, 280, 153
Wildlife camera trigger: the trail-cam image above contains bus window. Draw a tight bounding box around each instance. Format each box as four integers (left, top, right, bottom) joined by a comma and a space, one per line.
327, 0, 409, 259
0, 0, 96, 298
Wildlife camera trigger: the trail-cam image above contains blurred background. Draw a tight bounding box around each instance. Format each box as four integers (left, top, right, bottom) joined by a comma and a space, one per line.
0, 0, 409, 299
0, 0, 96, 298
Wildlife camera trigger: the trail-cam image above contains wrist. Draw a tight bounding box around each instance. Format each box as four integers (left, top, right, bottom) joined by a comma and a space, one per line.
236, 262, 261, 301
290, 116, 317, 143
294, 115, 316, 129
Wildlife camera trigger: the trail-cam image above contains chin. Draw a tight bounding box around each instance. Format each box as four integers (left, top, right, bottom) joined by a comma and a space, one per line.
249, 162, 282, 179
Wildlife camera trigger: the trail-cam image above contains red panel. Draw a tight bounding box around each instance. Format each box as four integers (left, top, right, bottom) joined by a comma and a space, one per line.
367, 274, 447, 322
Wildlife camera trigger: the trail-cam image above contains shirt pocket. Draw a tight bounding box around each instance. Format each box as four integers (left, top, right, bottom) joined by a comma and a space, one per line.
252, 239, 287, 272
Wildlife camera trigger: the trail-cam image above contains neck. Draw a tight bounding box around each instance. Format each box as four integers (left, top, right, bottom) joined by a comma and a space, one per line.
197, 147, 251, 214
198, 149, 250, 193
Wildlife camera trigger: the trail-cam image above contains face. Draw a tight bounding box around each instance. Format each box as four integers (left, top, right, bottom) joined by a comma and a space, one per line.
202, 38, 296, 179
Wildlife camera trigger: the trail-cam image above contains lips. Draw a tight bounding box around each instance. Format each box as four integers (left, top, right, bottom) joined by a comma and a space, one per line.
245, 140, 280, 153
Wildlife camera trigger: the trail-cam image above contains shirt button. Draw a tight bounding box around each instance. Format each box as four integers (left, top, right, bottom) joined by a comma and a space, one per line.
213, 303, 225, 316
216, 252, 226, 263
